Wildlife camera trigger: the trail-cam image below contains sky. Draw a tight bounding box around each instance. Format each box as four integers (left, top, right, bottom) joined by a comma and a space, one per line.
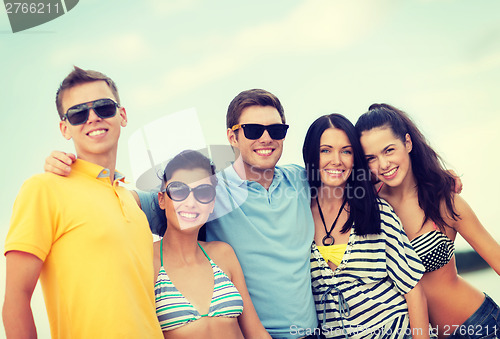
1, 0, 500, 337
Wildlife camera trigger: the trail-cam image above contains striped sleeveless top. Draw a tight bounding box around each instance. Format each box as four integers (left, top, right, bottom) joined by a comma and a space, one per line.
155, 240, 244, 331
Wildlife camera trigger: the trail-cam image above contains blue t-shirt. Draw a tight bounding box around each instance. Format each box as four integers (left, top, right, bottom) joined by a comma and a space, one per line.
138, 164, 317, 338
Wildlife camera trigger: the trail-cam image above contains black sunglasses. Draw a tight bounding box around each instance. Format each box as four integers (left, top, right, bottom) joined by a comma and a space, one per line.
231, 123, 289, 140
63, 98, 119, 126
164, 181, 216, 204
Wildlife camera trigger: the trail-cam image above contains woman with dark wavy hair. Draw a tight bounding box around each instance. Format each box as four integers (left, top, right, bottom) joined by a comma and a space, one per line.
303, 114, 429, 338
356, 104, 500, 339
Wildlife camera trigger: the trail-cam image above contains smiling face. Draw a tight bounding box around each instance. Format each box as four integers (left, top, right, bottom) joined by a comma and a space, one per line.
159, 168, 215, 231
227, 105, 284, 181
59, 80, 127, 166
359, 126, 413, 187
318, 128, 354, 189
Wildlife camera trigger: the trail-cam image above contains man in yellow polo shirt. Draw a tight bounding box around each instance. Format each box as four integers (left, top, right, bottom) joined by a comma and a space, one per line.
3, 67, 163, 338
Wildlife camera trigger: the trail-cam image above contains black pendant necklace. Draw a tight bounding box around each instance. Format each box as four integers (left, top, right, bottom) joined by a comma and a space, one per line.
316, 196, 347, 246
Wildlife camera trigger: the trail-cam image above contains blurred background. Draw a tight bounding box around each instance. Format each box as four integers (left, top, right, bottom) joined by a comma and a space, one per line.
1, 1, 499, 337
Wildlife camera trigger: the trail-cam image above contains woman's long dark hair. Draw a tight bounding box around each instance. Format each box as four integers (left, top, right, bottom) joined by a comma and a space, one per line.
302, 114, 381, 235
355, 104, 458, 231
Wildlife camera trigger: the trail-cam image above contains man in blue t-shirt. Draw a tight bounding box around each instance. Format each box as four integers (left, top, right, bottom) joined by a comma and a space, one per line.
44, 89, 319, 339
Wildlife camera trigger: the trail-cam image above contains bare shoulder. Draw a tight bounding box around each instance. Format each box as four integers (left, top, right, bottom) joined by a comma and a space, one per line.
451, 193, 471, 212
441, 193, 473, 229
199, 240, 236, 259
199, 241, 238, 276
440, 193, 479, 239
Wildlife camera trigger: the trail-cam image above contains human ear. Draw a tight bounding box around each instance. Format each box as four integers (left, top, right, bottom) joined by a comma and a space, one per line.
227, 128, 239, 147
59, 120, 72, 140
119, 107, 127, 127
405, 133, 413, 152
158, 192, 166, 210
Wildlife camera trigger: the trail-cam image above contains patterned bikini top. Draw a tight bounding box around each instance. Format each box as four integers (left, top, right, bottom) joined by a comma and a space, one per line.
410, 230, 455, 272
155, 240, 244, 331
376, 183, 455, 273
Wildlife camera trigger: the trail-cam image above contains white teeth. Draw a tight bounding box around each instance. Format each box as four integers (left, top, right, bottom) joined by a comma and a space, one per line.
255, 149, 272, 155
179, 212, 198, 219
383, 167, 397, 177
325, 169, 342, 174
88, 130, 106, 137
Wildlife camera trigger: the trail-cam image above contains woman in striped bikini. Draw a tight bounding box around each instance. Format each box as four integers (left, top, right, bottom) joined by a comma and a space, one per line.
356, 104, 500, 339
303, 114, 429, 338
152, 150, 270, 338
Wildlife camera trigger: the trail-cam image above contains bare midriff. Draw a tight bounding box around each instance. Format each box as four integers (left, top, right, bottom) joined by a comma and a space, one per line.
162, 316, 244, 339
420, 257, 485, 339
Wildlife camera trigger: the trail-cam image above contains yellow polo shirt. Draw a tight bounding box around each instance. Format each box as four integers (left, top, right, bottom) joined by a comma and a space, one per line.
5, 159, 162, 338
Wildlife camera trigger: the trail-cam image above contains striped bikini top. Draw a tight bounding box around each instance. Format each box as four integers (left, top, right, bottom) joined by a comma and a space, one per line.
376, 183, 455, 273
155, 240, 244, 331
410, 229, 455, 273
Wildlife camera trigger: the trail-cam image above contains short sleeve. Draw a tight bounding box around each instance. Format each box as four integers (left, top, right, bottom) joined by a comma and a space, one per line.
379, 200, 425, 294
5, 176, 56, 261
135, 190, 166, 236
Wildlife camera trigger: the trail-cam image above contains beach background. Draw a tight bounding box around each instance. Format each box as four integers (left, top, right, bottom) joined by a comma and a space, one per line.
1, 1, 499, 337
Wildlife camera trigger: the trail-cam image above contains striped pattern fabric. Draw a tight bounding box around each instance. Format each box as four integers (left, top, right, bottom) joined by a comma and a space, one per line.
410, 230, 455, 273
310, 199, 425, 338
155, 242, 244, 331
318, 314, 412, 339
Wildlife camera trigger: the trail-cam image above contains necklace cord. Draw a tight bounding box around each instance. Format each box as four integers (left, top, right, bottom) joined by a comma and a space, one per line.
316, 197, 347, 246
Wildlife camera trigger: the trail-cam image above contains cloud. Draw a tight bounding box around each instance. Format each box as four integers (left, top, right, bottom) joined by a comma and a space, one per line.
417, 0, 455, 2
146, 0, 200, 15
233, 1, 382, 51
48, 32, 151, 66
161, 54, 239, 96
444, 51, 500, 78
130, 0, 391, 105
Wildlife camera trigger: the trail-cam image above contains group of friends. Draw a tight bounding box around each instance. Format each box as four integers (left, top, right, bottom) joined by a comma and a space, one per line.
3, 66, 500, 339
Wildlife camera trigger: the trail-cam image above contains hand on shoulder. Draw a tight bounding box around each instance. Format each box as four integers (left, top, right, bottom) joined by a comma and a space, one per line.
44, 151, 76, 177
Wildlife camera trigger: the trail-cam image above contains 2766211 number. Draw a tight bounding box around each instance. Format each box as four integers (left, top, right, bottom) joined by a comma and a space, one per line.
5, 2, 60, 14
441, 324, 498, 336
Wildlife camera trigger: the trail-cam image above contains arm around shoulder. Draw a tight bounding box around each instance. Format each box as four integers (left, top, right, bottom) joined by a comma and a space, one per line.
134, 190, 165, 236
450, 194, 500, 275
130, 190, 141, 208
3, 251, 43, 338
44, 151, 76, 177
